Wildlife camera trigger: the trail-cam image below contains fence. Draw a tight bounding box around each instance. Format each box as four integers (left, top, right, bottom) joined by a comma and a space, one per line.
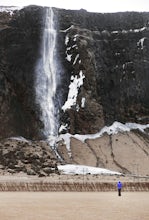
0, 181, 148, 191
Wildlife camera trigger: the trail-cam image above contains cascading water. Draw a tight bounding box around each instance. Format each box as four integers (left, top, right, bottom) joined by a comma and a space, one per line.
35, 8, 58, 139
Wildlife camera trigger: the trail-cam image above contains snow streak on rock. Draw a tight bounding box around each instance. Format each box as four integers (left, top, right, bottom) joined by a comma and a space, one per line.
62, 29, 85, 112
62, 71, 85, 111
59, 121, 149, 151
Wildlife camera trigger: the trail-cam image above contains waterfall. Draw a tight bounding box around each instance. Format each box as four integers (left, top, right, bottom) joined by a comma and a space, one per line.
35, 8, 58, 138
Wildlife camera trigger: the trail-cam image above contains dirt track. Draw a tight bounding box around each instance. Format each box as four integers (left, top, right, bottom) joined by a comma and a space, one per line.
0, 192, 148, 220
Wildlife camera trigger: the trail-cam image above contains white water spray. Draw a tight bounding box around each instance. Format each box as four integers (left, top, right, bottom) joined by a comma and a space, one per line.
35, 8, 58, 138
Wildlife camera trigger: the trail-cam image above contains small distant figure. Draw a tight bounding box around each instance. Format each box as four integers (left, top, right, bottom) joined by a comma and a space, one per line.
117, 181, 122, 196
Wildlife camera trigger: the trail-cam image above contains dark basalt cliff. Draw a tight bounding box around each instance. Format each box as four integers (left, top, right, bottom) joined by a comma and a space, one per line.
57, 9, 149, 134
0, 6, 45, 139
0, 6, 149, 139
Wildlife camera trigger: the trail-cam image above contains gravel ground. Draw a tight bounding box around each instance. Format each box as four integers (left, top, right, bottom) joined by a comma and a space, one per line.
0, 173, 148, 183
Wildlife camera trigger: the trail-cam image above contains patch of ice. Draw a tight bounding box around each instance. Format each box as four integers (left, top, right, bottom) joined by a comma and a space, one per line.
65, 35, 69, 45
137, 37, 146, 49
81, 97, 85, 108
73, 54, 79, 65
66, 54, 72, 62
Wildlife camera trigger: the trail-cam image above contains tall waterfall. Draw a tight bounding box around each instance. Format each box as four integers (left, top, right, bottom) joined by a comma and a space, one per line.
35, 8, 58, 138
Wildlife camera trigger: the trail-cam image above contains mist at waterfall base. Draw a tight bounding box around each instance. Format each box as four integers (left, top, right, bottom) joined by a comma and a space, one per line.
35, 8, 62, 143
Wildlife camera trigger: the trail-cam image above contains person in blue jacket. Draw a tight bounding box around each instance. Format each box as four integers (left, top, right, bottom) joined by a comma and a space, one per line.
117, 181, 122, 196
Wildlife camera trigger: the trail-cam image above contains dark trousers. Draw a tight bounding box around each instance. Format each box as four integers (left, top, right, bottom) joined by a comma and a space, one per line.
118, 189, 121, 196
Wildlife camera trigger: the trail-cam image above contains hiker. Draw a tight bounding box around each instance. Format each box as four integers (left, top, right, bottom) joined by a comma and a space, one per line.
117, 181, 122, 196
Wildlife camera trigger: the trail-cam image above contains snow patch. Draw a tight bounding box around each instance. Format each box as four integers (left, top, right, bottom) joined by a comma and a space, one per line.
59, 124, 68, 133
59, 121, 149, 150
8, 136, 29, 143
72, 44, 78, 49
65, 35, 69, 45
62, 71, 85, 111
73, 34, 78, 42
112, 27, 147, 34
73, 54, 79, 65
112, 31, 119, 34
59, 133, 72, 156
81, 97, 86, 108
58, 164, 122, 175
137, 37, 146, 49
134, 27, 146, 32
66, 54, 72, 62
0, 6, 22, 15
61, 25, 74, 33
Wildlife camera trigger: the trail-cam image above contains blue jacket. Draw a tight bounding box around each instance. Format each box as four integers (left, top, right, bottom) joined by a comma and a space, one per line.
117, 181, 122, 189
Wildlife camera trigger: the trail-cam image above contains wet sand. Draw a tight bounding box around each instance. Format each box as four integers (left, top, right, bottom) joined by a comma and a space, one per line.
0, 192, 148, 220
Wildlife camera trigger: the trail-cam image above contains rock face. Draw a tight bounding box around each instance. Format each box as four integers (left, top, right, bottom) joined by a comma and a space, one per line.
0, 137, 59, 176
0, 6, 149, 138
57, 130, 149, 176
0, 6, 46, 139
0, 6, 149, 176
57, 10, 149, 134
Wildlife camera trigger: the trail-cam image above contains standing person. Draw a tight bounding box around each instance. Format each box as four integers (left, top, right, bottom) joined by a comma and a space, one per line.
117, 181, 122, 196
